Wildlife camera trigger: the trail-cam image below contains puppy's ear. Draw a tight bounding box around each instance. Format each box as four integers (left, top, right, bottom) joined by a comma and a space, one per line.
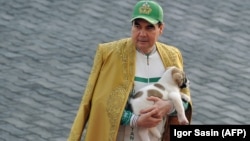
172, 68, 185, 87
173, 72, 184, 87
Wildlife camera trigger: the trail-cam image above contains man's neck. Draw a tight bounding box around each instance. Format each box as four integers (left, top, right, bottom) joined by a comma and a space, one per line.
136, 45, 157, 55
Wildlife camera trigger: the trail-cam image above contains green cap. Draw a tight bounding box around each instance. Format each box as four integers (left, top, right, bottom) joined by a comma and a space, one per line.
131, 0, 163, 24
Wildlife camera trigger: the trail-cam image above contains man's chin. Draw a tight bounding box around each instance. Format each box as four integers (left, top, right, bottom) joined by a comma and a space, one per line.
137, 42, 148, 48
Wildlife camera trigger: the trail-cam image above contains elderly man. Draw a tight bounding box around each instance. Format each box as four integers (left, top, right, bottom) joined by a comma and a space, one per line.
68, 1, 192, 141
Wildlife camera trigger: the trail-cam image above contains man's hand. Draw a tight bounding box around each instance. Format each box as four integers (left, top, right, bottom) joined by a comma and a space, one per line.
136, 96, 174, 128
136, 106, 162, 128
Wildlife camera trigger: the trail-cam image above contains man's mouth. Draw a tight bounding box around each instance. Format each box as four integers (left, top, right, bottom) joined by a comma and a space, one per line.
138, 40, 148, 43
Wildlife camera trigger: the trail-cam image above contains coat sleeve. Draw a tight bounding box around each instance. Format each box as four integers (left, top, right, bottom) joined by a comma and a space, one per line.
67, 45, 104, 141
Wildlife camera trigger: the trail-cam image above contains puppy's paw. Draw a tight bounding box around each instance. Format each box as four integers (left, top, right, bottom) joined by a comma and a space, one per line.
180, 93, 190, 102
178, 115, 189, 125
179, 119, 189, 125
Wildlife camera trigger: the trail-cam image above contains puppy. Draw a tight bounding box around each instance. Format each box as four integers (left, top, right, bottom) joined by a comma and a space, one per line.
129, 66, 190, 141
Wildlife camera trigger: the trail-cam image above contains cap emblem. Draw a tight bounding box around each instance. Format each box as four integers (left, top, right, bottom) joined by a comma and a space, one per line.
139, 3, 152, 15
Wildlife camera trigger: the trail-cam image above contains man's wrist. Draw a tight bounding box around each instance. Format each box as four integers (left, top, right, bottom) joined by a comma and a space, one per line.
130, 114, 140, 127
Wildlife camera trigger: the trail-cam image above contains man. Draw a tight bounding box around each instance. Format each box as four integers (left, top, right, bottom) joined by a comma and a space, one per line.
68, 1, 192, 141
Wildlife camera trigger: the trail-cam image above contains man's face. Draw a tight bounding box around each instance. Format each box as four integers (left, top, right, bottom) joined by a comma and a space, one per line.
131, 19, 164, 51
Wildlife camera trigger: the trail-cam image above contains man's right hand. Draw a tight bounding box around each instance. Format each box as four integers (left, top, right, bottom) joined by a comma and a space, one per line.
136, 106, 162, 128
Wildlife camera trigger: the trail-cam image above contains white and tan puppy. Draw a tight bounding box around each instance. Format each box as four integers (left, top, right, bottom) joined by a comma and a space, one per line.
130, 66, 190, 141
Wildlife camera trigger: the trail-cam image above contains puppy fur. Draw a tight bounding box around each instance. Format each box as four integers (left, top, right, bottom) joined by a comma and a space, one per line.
130, 66, 190, 141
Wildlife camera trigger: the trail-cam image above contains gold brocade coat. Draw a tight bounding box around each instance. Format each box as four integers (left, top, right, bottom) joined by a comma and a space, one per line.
67, 38, 192, 141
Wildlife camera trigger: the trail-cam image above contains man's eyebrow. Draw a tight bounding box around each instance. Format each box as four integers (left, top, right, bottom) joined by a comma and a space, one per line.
147, 24, 155, 28
134, 21, 140, 25
133, 20, 155, 27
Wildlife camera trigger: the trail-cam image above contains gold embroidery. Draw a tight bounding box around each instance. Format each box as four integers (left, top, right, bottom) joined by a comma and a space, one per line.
107, 86, 127, 140
105, 39, 135, 140
139, 3, 152, 15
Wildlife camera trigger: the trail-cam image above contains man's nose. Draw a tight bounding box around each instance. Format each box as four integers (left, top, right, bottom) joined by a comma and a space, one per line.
139, 29, 146, 36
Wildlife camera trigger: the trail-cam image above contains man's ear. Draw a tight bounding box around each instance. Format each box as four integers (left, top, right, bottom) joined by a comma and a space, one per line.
159, 23, 165, 35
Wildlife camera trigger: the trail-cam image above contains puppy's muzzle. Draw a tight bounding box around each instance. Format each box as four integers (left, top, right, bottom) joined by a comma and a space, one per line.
179, 76, 189, 89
